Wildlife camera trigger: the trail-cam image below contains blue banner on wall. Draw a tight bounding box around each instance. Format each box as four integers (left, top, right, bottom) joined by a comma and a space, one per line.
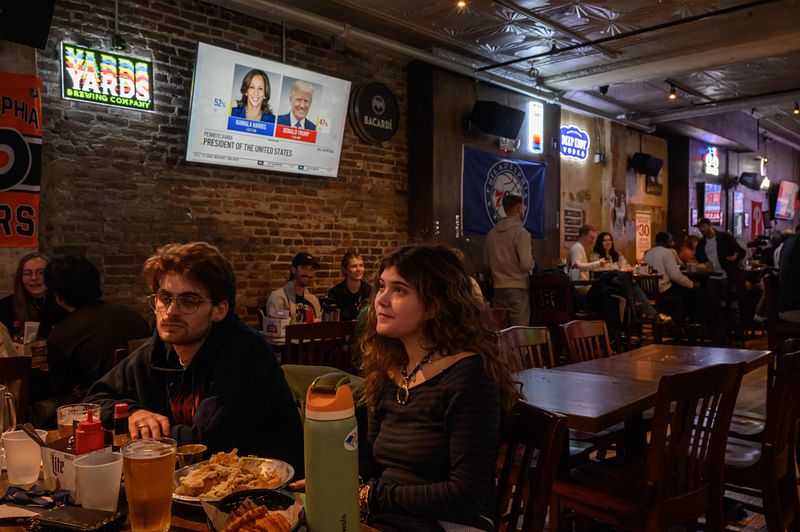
461, 146, 546, 238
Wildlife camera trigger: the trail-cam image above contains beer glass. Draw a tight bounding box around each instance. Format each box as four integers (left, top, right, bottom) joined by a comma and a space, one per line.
122, 438, 177, 532
56, 403, 101, 439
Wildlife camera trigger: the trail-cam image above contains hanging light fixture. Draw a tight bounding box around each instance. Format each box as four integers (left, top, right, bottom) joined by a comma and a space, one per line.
456, 0, 467, 8
668, 84, 677, 101
793, 102, 799, 115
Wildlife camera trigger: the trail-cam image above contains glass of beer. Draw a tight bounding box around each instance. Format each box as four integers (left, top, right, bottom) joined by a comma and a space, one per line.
56, 403, 101, 439
122, 438, 177, 532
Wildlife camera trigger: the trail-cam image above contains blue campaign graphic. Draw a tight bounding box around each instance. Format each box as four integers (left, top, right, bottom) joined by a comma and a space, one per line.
227, 115, 275, 136
462, 146, 546, 238
560, 125, 590, 161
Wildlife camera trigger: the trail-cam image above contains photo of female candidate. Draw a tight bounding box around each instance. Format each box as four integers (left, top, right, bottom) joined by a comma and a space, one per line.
230, 69, 274, 122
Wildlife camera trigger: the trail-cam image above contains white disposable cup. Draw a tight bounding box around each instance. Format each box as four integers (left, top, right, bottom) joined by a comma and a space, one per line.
75, 452, 123, 511
1, 429, 48, 485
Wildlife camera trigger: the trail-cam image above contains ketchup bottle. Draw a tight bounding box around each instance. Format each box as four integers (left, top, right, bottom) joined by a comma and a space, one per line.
75, 410, 104, 454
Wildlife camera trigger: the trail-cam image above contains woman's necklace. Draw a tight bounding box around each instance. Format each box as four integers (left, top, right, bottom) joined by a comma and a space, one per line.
396, 350, 436, 405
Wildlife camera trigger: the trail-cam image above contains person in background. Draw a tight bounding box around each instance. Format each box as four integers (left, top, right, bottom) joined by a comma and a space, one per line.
327, 251, 371, 321
694, 218, 746, 278
451, 247, 486, 306
276, 80, 316, 130
778, 232, 800, 323
644, 232, 699, 321
267, 252, 322, 323
591, 232, 669, 322
33, 254, 151, 426
359, 244, 519, 530
485, 194, 534, 326
678, 235, 699, 265
230, 69, 274, 122
569, 224, 607, 279
85, 242, 303, 471
772, 229, 795, 269
0, 252, 67, 339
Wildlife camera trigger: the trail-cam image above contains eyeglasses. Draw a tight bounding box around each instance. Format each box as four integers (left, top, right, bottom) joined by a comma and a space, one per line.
146, 292, 213, 314
22, 269, 45, 278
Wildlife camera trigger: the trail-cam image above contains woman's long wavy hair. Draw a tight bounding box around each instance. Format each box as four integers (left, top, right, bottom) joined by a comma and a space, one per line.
12, 252, 48, 324
360, 244, 520, 416
592, 231, 619, 263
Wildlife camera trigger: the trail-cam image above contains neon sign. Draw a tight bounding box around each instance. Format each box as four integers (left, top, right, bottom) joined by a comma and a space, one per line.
559, 125, 589, 161
527, 101, 544, 154
704, 146, 719, 176
61, 42, 154, 111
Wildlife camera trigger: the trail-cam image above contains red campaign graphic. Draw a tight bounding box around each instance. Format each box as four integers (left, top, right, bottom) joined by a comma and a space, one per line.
274, 125, 317, 143
1, 73, 42, 248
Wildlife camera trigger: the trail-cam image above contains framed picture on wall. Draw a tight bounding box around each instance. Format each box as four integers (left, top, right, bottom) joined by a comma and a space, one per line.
645, 174, 663, 195
744, 212, 750, 227
690, 208, 698, 226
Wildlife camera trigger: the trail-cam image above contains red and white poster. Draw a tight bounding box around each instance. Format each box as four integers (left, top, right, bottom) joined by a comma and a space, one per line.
635, 212, 651, 261
0, 73, 42, 248
751, 201, 763, 240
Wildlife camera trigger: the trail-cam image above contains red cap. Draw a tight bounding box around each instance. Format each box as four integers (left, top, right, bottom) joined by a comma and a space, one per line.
75, 411, 105, 454
114, 403, 128, 416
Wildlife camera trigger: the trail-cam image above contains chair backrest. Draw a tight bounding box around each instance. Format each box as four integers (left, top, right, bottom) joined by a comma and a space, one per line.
637, 274, 660, 300
496, 401, 567, 532
488, 308, 510, 330
646, 363, 744, 519
283, 321, 358, 374
0, 356, 32, 423
530, 273, 573, 325
559, 319, 614, 364
761, 349, 800, 474
500, 326, 555, 369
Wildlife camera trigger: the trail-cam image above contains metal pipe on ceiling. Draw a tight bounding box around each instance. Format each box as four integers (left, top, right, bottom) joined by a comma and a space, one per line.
201, 0, 656, 132
632, 88, 800, 123
476, 0, 782, 73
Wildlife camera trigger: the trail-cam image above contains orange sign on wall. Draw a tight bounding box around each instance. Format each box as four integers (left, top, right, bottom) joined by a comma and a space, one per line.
0, 73, 42, 248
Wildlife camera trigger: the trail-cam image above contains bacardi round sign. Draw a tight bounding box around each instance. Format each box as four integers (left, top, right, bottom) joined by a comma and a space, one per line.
349, 82, 399, 145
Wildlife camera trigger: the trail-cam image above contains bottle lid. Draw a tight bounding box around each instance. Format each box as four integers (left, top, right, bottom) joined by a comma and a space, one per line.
306, 372, 355, 420
77, 410, 102, 433
114, 403, 128, 417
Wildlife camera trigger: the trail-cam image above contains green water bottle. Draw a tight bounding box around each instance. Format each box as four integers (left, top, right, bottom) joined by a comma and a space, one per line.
304, 372, 360, 532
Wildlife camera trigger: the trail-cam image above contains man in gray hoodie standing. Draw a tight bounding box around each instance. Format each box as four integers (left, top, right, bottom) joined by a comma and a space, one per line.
485, 194, 535, 326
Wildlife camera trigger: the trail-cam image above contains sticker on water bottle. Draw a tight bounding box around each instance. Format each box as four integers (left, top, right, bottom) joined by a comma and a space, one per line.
343, 426, 358, 451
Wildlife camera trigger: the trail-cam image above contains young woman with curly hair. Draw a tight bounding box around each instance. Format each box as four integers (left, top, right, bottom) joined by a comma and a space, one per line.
358, 244, 519, 531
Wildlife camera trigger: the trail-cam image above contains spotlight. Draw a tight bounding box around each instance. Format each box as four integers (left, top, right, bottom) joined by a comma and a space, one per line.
794, 102, 799, 115
456, 0, 466, 7
668, 84, 677, 101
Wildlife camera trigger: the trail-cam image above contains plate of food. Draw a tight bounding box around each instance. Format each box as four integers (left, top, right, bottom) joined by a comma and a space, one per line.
173, 449, 295, 506
204, 489, 303, 532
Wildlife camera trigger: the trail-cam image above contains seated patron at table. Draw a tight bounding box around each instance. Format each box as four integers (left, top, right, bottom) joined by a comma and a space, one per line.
778, 233, 800, 323
359, 244, 519, 530
772, 228, 795, 269
678, 235, 699, 264
591, 232, 669, 322
327, 251, 371, 321
0, 252, 67, 339
644, 232, 699, 320
85, 242, 303, 471
34, 254, 151, 425
267, 252, 322, 323
569, 224, 606, 280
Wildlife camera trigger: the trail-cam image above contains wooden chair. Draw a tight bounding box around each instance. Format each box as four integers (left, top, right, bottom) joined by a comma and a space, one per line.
560, 320, 614, 364
488, 307, 510, 330
550, 362, 745, 532
0, 356, 32, 424
724, 349, 800, 532
496, 401, 568, 532
283, 321, 358, 374
530, 273, 574, 326
499, 326, 555, 369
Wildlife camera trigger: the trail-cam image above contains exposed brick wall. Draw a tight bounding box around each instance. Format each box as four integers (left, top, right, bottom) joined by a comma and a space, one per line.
34, 0, 409, 323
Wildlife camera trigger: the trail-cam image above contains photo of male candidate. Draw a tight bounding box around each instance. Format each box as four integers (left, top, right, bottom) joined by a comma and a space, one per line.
277, 79, 317, 130
229, 65, 279, 123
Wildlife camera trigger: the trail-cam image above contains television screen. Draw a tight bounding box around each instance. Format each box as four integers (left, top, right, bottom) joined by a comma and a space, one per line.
185, 43, 351, 178
774, 180, 799, 220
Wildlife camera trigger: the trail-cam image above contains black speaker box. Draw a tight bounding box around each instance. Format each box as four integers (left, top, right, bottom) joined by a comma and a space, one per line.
0, 0, 56, 49
469, 101, 525, 139
630, 152, 663, 177
739, 172, 760, 190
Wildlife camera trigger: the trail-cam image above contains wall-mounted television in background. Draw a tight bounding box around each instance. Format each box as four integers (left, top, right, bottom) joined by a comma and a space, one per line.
185, 43, 351, 178
774, 180, 799, 220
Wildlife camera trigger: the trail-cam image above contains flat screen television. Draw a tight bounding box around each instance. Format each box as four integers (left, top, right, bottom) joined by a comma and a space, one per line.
185, 43, 351, 178
774, 180, 799, 220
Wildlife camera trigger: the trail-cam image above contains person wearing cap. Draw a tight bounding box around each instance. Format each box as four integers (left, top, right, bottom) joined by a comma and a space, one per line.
267, 252, 322, 323
694, 218, 746, 279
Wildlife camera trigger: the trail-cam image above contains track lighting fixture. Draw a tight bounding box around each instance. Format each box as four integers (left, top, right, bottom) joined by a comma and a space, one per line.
794, 102, 799, 115
668, 84, 677, 101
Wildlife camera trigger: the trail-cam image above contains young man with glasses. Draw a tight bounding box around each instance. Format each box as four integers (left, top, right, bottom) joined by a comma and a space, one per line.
85, 242, 303, 472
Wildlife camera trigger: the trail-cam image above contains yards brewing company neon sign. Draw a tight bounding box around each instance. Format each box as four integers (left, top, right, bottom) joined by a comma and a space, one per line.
61, 42, 153, 111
